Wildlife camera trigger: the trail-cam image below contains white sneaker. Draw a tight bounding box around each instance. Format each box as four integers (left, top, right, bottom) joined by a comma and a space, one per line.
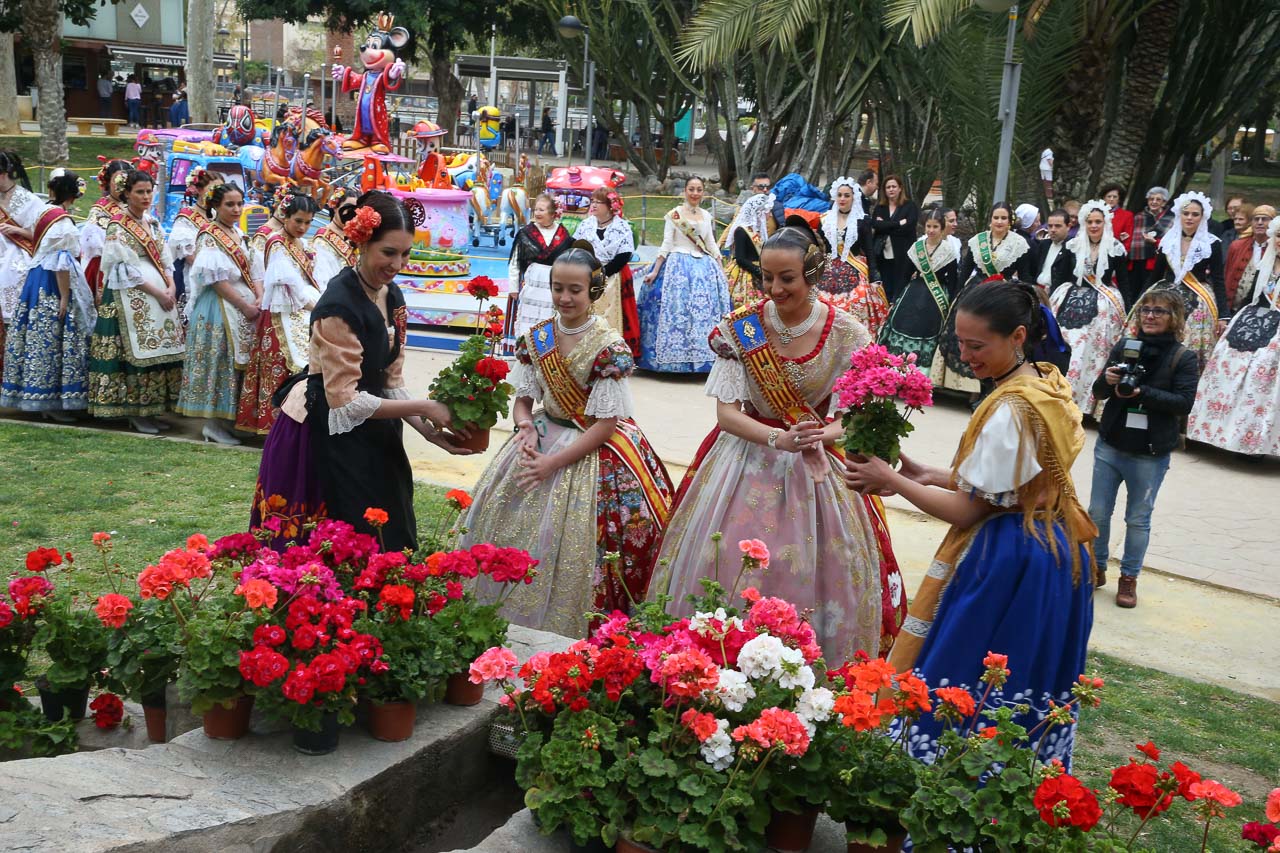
201, 422, 241, 446
130, 417, 160, 435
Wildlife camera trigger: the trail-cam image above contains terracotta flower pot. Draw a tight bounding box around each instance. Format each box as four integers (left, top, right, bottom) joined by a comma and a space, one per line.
615, 837, 659, 853
368, 699, 416, 742
846, 822, 908, 853
444, 672, 484, 706
142, 705, 167, 743
202, 694, 253, 740
292, 712, 340, 755
766, 805, 821, 852
455, 427, 491, 453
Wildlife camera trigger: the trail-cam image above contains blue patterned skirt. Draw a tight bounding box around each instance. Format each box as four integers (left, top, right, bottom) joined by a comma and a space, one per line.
637, 252, 730, 373
1, 267, 90, 411
175, 287, 240, 420
899, 513, 1094, 770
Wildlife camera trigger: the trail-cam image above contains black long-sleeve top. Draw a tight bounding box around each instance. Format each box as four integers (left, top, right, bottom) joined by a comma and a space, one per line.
870, 201, 920, 260
1148, 241, 1228, 319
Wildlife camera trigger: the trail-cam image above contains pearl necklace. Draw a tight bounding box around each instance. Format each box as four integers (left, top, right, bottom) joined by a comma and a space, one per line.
556, 314, 596, 336
766, 299, 821, 345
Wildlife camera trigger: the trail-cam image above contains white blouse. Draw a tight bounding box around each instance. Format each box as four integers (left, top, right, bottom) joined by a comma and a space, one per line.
954, 402, 1042, 507
185, 225, 262, 318
261, 239, 320, 313
657, 209, 716, 259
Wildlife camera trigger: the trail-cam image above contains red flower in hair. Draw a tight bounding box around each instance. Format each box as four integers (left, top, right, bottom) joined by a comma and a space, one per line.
345, 206, 382, 245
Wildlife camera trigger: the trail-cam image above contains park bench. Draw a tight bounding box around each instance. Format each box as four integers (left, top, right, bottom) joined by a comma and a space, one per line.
67, 118, 127, 137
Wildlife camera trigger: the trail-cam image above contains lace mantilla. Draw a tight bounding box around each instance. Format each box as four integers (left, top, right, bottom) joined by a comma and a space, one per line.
909, 236, 958, 274
724, 193, 776, 249
572, 215, 634, 264
821, 206, 865, 263
262, 244, 320, 313
1157, 191, 1217, 283
1066, 200, 1127, 284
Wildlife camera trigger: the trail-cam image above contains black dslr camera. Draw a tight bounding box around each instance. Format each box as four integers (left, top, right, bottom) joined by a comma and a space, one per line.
1113, 338, 1146, 395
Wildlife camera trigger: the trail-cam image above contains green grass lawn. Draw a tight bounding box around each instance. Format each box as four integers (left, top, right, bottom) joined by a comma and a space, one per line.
0, 420, 1274, 849
0, 135, 138, 221
0, 421, 449, 598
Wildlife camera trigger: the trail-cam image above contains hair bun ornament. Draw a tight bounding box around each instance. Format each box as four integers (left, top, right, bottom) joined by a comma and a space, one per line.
111, 171, 129, 196
201, 183, 219, 209
606, 191, 624, 218
345, 206, 382, 245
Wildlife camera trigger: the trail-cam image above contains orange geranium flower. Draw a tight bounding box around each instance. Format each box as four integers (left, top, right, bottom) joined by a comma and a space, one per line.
235, 579, 279, 610
364, 507, 390, 527
445, 489, 473, 510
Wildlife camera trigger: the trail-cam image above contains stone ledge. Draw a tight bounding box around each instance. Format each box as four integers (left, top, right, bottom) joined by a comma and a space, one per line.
0, 625, 572, 853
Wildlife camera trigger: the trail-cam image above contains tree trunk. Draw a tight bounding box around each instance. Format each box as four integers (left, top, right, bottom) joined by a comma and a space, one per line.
429, 50, 463, 145
1247, 101, 1271, 163
0, 33, 18, 135
21, 0, 67, 163
1098, 0, 1180, 198
1209, 143, 1229, 209
186, 0, 215, 123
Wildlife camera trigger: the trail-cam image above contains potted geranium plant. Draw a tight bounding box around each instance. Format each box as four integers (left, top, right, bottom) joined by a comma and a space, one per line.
28, 547, 109, 722
427, 282, 513, 452
832, 343, 933, 465
1, 563, 47, 710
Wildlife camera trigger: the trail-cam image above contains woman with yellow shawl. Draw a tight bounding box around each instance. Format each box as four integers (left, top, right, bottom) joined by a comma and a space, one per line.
845, 280, 1096, 768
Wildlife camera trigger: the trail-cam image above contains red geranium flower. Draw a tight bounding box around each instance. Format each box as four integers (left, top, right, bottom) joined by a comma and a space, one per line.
363, 507, 390, 527
1034, 773, 1102, 831
445, 489, 473, 510
466, 276, 498, 300
94, 593, 134, 629
239, 645, 290, 687
1109, 760, 1173, 817
25, 547, 63, 573
1135, 740, 1161, 761
89, 693, 124, 729
475, 356, 510, 383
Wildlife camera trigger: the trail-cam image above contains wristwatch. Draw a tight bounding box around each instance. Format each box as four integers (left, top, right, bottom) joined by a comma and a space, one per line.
766, 428, 781, 449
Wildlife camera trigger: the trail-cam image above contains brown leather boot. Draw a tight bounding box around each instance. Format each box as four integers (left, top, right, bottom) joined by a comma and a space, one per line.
1116, 575, 1138, 608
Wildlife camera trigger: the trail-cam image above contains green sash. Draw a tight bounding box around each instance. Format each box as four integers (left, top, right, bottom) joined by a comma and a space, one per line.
911, 238, 950, 317
975, 231, 1000, 277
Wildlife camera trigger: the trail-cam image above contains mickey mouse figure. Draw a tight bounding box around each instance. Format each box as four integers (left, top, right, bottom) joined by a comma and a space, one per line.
332, 12, 409, 154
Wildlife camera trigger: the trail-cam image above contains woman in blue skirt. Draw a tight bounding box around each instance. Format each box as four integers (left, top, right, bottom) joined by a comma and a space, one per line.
1, 170, 95, 417
637, 177, 730, 373
845, 280, 1096, 769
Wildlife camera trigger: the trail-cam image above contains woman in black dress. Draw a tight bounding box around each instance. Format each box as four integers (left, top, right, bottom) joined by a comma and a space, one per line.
870, 174, 920, 303
251, 191, 469, 551
879, 208, 958, 368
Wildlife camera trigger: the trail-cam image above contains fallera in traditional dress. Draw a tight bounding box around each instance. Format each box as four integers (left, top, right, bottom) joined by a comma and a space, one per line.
463, 317, 675, 639
87, 211, 185, 418
1139, 192, 1228, 372
720, 193, 775, 309
79, 197, 120, 302
236, 233, 319, 434
573, 215, 640, 355
0, 185, 41, 375
253, 267, 417, 552
167, 204, 212, 313
648, 302, 904, 661
1187, 265, 1280, 456
175, 225, 259, 421
931, 230, 1033, 395
1, 205, 96, 411
311, 229, 356, 291
817, 207, 888, 337
1051, 213, 1129, 417
878, 235, 959, 369
505, 221, 571, 352
888, 364, 1095, 769
637, 207, 732, 373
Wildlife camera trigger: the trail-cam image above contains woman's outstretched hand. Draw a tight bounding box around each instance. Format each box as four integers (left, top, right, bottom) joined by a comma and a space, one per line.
843, 453, 897, 495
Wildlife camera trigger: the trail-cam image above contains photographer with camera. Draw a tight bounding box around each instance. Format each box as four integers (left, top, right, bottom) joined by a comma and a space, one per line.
1088, 287, 1199, 608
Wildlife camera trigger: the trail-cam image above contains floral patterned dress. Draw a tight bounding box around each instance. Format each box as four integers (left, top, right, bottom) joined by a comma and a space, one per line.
817, 208, 888, 336
1186, 267, 1280, 455
648, 303, 901, 662
1050, 247, 1128, 417
464, 317, 675, 638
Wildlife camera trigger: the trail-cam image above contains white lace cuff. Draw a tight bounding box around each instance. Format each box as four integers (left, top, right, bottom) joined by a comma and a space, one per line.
509, 360, 542, 401
584, 375, 634, 419
37, 250, 79, 273
189, 247, 240, 288
328, 391, 382, 435
954, 476, 1021, 508
704, 356, 749, 403
384, 386, 410, 400
102, 240, 144, 291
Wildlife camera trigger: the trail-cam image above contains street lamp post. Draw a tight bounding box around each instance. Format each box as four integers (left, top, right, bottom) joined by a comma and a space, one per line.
217, 27, 230, 107
558, 15, 595, 167
982, 0, 1022, 205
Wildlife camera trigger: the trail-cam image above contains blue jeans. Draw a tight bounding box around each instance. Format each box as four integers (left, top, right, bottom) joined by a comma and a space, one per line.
1088, 438, 1170, 577
538, 130, 553, 155
126, 99, 141, 125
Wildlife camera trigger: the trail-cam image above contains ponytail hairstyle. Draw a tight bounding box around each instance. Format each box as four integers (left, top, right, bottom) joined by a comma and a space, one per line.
97, 159, 132, 198
553, 240, 606, 301
118, 169, 154, 204
46, 169, 85, 205
204, 182, 244, 220
0, 150, 31, 190
277, 192, 320, 218
345, 190, 413, 246
761, 223, 827, 286
956, 279, 1048, 359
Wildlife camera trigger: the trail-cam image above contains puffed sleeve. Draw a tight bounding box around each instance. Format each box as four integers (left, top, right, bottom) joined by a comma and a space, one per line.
167, 217, 199, 261
34, 216, 81, 270
10, 190, 42, 229
508, 336, 542, 401
262, 243, 320, 312
311, 316, 384, 434
584, 341, 636, 419
188, 237, 238, 286
954, 402, 1043, 507
79, 220, 106, 261
703, 327, 749, 403
101, 229, 145, 291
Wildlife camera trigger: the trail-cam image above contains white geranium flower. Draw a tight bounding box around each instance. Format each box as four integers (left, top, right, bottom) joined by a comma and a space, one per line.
700, 720, 735, 771
689, 608, 744, 637
796, 687, 835, 723
715, 667, 756, 712
737, 634, 785, 681
776, 646, 815, 690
